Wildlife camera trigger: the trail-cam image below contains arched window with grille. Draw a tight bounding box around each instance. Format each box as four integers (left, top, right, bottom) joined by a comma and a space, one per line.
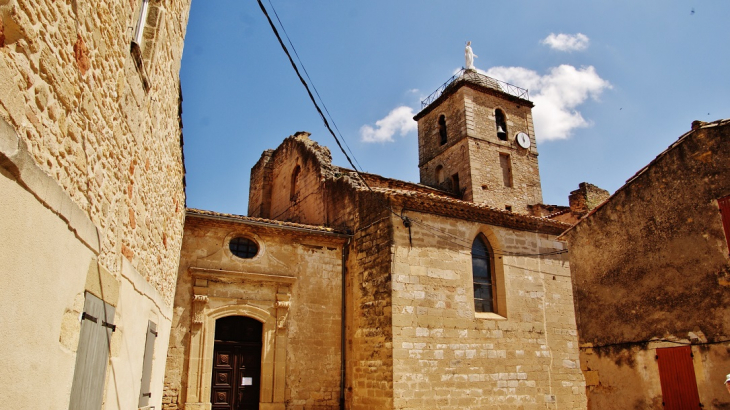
471, 234, 496, 313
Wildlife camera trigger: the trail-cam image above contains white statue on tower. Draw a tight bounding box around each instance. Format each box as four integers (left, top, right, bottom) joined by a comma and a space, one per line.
465, 41, 477, 71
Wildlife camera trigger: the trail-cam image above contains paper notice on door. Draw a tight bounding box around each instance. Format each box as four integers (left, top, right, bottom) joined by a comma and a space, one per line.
242, 377, 253, 386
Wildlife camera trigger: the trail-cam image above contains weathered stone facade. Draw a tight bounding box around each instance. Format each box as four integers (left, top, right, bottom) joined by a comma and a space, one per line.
389, 211, 585, 409
164, 210, 349, 410
0, 0, 189, 409
561, 119, 730, 409
237, 116, 585, 409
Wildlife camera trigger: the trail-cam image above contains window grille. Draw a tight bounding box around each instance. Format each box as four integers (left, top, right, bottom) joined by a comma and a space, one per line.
229, 237, 259, 259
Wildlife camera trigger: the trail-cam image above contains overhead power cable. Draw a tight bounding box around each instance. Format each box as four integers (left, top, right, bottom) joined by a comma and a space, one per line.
264, 0, 363, 172
257, 0, 568, 258
257, 0, 369, 185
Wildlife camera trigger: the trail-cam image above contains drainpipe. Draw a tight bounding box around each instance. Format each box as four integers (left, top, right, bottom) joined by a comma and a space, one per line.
340, 238, 350, 409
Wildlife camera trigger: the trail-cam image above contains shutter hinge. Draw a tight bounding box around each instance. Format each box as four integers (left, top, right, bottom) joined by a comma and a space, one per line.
102, 321, 117, 332
151, 330, 158, 337
142, 392, 152, 398
81, 312, 98, 323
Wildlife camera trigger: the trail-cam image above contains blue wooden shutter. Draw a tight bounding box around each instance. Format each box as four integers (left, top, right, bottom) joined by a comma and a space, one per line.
68, 292, 115, 410
138, 320, 158, 407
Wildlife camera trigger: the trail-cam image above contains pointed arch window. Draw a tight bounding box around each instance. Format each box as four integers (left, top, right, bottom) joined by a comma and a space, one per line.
471, 235, 496, 313
290, 165, 301, 201
495, 109, 508, 141
438, 115, 448, 145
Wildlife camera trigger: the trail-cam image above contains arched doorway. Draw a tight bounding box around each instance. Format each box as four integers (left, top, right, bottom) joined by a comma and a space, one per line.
211, 316, 263, 410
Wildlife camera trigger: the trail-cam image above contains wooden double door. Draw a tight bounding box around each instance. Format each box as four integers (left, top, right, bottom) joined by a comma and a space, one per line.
211, 316, 263, 410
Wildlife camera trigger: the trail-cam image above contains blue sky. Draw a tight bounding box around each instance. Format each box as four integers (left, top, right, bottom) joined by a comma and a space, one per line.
180, 0, 729, 215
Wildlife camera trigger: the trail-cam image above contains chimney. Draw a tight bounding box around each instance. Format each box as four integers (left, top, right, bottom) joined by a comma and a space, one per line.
569, 182, 610, 216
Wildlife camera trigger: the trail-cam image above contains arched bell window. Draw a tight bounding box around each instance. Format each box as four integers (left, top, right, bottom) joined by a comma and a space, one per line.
471, 234, 496, 313
495, 109, 507, 141
438, 115, 448, 145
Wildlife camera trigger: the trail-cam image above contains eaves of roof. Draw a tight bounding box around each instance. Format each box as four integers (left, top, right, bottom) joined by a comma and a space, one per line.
365, 187, 571, 236
186, 208, 352, 237
558, 118, 730, 239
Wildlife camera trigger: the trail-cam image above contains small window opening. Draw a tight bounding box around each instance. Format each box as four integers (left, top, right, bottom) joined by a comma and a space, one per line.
290, 165, 301, 201
495, 109, 508, 141
505, 205, 512, 212
438, 115, 448, 145
499, 153, 513, 188
229, 237, 258, 259
451, 173, 460, 196
435, 165, 444, 183
472, 235, 496, 313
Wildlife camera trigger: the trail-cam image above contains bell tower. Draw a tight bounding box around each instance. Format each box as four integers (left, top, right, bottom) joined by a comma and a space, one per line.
413, 68, 543, 213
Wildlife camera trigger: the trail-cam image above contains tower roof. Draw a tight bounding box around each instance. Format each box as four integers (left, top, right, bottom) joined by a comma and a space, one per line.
415, 69, 532, 120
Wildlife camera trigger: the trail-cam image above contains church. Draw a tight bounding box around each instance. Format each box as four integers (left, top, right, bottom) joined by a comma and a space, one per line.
162, 67, 588, 410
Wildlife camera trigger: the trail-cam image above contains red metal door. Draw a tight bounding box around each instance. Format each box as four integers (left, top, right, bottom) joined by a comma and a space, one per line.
656, 346, 701, 409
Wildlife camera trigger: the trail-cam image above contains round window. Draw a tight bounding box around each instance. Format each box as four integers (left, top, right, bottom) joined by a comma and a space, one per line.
229, 237, 258, 259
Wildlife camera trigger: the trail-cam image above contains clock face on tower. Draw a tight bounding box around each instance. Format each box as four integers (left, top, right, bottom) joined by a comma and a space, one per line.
516, 132, 530, 149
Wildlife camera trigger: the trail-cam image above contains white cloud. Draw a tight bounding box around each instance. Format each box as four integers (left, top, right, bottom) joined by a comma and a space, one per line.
484, 65, 611, 141
360, 106, 417, 143
541, 33, 590, 52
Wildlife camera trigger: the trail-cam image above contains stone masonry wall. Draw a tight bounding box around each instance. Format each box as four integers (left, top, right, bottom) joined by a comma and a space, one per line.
563, 120, 730, 409
390, 211, 586, 409
165, 215, 346, 410
0, 0, 189, 305
417, 85, 542, 214
417, 89, 467, 168
419, 138, 471, 198
465, 87, 542, 212
347, 190, 395, 410
249, 132, 359, 232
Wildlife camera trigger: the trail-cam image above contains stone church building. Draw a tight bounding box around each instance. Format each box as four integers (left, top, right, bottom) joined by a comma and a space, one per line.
163, 70, 588, 409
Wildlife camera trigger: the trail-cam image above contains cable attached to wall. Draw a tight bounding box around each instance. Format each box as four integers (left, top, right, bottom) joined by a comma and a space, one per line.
580, 338, 730, 350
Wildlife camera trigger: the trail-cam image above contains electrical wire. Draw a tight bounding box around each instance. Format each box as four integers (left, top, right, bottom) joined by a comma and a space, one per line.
257, 0, 569, 258
257, 0, 370, 190
265, 0, 364, 173
580, 338, 730, 350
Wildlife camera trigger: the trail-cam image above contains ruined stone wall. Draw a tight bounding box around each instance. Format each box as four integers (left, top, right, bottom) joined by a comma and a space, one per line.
165, 214, 347, 410
389, 211, 586, 409
249, 149, 274, 218
347, 190, 395, 410
568, 183, 609, 216
563, 120, 730, 409
0, 0, 188, 305
248, 132, 360, 232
